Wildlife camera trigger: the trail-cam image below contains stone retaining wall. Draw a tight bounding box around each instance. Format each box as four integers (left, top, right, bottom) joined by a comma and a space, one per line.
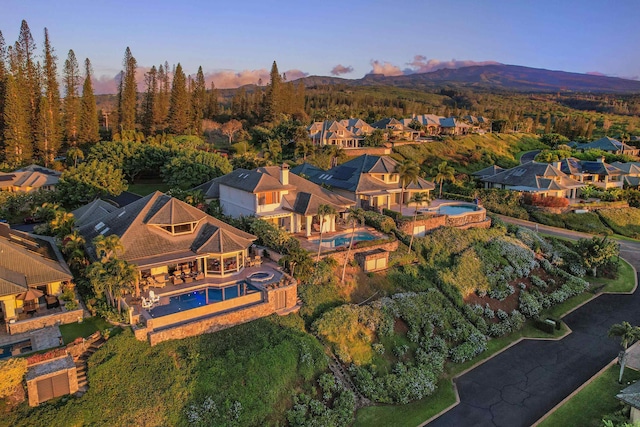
323, 239, 399, 266
9, 308, 84, 335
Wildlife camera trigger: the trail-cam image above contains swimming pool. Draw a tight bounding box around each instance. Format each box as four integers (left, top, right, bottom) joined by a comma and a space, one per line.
149, 281, 261, 318
314, 231, 378, 248
421, 203, 481, 216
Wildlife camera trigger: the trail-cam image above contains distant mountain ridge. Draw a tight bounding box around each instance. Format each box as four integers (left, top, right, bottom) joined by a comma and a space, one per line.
299, 64, 640, 93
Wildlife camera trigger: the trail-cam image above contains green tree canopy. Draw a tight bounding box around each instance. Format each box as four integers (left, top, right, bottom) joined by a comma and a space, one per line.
57, 159, 127, 206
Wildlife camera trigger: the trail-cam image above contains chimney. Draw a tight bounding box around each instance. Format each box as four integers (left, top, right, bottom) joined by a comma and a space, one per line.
280, 163, 289, 186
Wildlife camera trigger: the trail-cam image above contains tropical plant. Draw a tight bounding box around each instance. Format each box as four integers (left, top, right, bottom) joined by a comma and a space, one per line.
433, 161, 456, 198
341, 207, 365, 283
608, 322, 640, 383
294, 138, 314, 162
574, 236, 619, 277
93, 234, 124, 263
408, 192, 430, 254
316, 204, 337, 265
395, 159, 420, 205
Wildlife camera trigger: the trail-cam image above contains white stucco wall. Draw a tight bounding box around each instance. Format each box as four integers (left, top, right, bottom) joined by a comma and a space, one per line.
219, 185, 257, 217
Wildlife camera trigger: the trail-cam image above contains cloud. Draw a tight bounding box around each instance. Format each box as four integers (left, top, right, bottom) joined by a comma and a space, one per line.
331, 64, 354, 76
586, 71, 607, 77
91, 66, 309, 94
404, 55, 501, 74
368, 60, 403, 76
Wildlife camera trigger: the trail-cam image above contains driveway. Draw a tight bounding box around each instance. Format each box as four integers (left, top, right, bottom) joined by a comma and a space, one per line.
519, 150, 540, 164
428, 217, 640, 426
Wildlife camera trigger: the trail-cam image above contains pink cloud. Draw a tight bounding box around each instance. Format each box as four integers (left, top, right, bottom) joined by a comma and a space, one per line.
586, 71, 607, 77
405, 55, 501, 74
331, 64, 354, 76
368, 60, 403, 76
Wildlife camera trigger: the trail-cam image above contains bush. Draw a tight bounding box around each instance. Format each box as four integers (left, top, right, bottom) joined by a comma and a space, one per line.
363, 210, 396, 233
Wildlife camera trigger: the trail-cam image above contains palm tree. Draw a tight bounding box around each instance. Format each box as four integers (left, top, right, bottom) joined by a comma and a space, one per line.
295, 138, 314, 162
316, 204, 336, 264
341, 207, 365, 283
106, 258, 138, 311
395, 159, 420, 206
608, 322, 640, 383
93, 234, 124, 263
408, 192, 430, 254
262, 138, 282, 165
434, 161, 456, 198
62, 231, 87, 271
66, 147, 84, 168
50, 211, 75, 239
324, 145, 345, 168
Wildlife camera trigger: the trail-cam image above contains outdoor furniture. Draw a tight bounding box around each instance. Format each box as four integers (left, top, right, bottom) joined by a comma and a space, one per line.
45, 295, 60, 309
149, 290, 160, 304
141, 297, 153, 310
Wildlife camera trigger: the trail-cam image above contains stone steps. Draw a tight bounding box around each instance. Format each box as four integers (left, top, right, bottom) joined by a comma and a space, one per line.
73, 337, 106, 397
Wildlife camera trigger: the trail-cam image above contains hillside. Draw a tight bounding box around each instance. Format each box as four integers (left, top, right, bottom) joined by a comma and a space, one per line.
301, 64, 640, 94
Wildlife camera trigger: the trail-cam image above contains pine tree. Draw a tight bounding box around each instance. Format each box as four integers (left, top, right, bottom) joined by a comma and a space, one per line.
0, 31, 7, 159
155, 62, 170, 131
167, 63, 190, 134
63, 50, 81, 146
191, 66, 206, 134
3, 74, 32, 166
38, 28, 62, 165
141, 65, 157, 135
79, 58, 99, 144
206, 81, 219, 119
119, 47, 137, 131
15, 20, 39, 153
264, 61, 283, 122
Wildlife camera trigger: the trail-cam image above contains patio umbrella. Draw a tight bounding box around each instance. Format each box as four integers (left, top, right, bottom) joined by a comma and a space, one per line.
16, 288, 44, 301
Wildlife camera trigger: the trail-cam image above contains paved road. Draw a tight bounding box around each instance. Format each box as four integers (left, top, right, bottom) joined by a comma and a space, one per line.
520, 150, 540, 164
429, 217, 640, 427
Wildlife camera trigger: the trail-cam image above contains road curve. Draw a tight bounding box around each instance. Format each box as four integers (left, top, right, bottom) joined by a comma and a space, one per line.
428, 216, 640, 427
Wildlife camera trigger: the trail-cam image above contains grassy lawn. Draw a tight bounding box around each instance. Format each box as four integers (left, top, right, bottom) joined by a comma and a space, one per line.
59, 316, 112, 344
590, 259, 636, 293
538, 365, 640, 427
128, 180, 171, 196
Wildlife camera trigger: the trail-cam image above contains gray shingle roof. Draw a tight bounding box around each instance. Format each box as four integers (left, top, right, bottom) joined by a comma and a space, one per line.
481, 161, 584, 191
617, 381, 640, 409
559, 158, 623, 176
78, 192, 256, 266
0, 224, 72, 296
572, 137, 637, 153
472, 165, 504, 177
71, 199, 119, 228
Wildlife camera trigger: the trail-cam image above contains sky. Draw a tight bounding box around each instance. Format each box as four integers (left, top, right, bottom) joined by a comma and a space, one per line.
1, 0, 640, 93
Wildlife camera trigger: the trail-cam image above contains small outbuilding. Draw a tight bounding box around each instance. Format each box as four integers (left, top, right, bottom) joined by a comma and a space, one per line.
26, 354, 78, 406
355, 248, 389, 272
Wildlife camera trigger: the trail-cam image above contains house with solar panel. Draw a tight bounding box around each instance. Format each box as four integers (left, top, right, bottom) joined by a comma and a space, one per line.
479, 161, 584, 198
296, 154, 435, 212
0, 165, 61, 193
610, 161, 640, 188
0, 224, 78, 336
194, 164, 353, 237
558, 157, 624, 189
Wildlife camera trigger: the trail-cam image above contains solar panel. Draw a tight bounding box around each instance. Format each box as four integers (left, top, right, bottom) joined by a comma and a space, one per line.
0, 175, 15, 181
333, 166, 356, 180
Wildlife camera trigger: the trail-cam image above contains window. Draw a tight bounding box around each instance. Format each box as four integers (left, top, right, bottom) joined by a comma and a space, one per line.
258, 192, 280, 205
173, 223, 193, 234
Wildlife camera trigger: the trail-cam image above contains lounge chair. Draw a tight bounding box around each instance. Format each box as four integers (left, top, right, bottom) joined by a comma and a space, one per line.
141, 297, 153, 309
149, 290, 160, 303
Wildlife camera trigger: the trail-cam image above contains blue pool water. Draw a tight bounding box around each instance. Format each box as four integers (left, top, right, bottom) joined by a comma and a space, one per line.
437, 204, 480, 215
316, 231, 378, 248
149, 281, 260, 318
0, 340, 31, 359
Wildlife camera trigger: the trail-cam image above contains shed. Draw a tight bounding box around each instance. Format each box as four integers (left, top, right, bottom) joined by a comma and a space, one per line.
26, 354, 78, 406
355, 248, 389, 272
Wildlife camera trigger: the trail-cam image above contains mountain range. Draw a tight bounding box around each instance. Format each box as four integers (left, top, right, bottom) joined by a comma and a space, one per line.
298, 64, 640, 93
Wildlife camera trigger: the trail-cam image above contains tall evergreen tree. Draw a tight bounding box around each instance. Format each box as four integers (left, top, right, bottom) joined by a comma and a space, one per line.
15, 20, 39, 153
63, 50, 81, 146
0, 31, 7, 159
38, 28, 62, 165
191, 66, 206, 134
155, 62, 170, 131
3, 73, 32, 166
206, 81, 219, 119
118, 47, 137, 131
264, 60, 282, 122
79, 58, 100, 144
167, 63, 190, 134
141, 65, 158, 135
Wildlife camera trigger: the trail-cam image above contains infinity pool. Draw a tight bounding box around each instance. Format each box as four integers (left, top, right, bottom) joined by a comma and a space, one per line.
314, 231, 378, 248
421, 203, 481, 216
149, 281, 260, 318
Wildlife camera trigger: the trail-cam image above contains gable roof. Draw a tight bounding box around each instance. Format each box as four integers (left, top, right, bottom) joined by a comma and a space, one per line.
559, 158, 623, 176
0, 166, 61, 191
290, 163, 324, 179
0, 224, 72, 296
481, 161, 584, 192
71, 199, 119, 228
78, 192, 256, 266
303, 155, 435, 194
572, 136, 636, 152
472, 165, 504, 177
611, 161, 640, 175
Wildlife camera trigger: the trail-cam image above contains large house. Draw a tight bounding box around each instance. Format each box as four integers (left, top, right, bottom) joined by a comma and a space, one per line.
611, 161, 640, 187
569, 137, 640, 156
371, 118, 420, 141
308, 120, 369, 149
297, 155, 435, 212
0, 165, 61, 193
195, 165, 353, 237
79, 191, 258, 281
0, 224, 74, 334
558, 157, 624, 189
479, 161, 584, 198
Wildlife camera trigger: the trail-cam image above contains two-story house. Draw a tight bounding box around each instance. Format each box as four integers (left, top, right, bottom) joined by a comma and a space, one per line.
299, 155, 435, 212
195, 165, 353, 237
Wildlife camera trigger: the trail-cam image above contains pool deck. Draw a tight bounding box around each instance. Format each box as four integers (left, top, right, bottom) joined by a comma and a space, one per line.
295, 226, 386, 253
